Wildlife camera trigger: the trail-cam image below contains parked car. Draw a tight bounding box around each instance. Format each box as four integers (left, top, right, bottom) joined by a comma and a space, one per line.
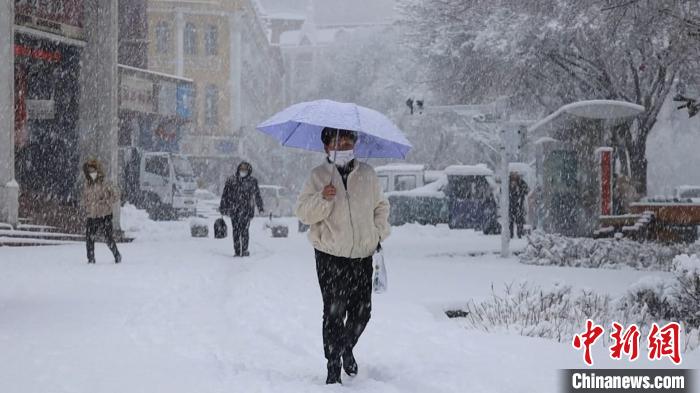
386, 175, 448, 226
674, 185, 700, 202
375, 164, 428, 193
444, 164, 500, 233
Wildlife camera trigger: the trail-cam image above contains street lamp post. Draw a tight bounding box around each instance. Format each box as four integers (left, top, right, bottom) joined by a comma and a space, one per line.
499, 100, 644, 258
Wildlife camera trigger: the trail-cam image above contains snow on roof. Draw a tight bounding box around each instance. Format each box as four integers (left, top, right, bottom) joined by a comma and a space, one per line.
375, 164, 425, 173
561, 100, 644, 119
387, 175, 447, 198
676, 185, 700, 192
424, 170, 444, 183
534, 137, 558, 145
444, 164, 494, 177
280, 28, 348, 46
264, 12, 306, 21
118, 64, 194, 84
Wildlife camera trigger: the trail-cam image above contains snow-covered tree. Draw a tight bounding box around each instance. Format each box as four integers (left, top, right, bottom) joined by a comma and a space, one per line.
399, 0, 700, 195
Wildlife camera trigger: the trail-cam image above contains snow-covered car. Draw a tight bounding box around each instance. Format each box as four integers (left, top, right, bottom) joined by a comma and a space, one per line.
375, 164, 428, 193
674, 185, 700, 203
444, 164, 500, 233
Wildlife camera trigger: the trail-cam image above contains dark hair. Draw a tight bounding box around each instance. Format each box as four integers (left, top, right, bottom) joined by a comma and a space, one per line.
321, 127, 358, 146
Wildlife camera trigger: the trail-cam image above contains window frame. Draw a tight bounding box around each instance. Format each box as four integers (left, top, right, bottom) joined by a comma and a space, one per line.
184, 22, 198, 56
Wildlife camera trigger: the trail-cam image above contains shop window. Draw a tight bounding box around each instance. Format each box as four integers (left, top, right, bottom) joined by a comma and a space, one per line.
205, 85, 218, 126
156, 21, 170, 54
184, 23, 197, 55
205, 25, 218, 56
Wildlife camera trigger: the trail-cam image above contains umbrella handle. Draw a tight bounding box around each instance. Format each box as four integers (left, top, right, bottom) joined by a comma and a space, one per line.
328, 128, 340, 185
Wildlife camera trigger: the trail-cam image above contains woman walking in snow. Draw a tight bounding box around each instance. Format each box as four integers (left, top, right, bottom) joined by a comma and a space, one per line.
82, 158, 121, 264
295, 128, 391, 384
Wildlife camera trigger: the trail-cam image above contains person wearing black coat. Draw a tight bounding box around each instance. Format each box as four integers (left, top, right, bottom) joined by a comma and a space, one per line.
508, 172, 529, 239
219, 161, 264, 256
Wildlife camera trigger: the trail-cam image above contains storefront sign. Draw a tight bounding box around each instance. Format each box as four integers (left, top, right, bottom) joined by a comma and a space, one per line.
14, 44, 62, 62
120, 75, 154, 112
15, 0, 85, 41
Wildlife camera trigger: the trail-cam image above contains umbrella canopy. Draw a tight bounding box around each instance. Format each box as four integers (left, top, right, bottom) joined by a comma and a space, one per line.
256, 99, 412, 159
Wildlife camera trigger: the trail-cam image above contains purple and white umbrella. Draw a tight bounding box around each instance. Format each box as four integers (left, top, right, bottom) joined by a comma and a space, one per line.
256, 99, 412, 159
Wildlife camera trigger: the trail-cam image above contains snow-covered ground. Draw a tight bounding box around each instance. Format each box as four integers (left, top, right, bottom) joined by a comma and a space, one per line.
0, 208, 697, 393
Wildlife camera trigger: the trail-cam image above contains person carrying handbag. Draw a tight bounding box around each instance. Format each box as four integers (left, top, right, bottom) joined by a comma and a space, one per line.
295, 128, 391, 385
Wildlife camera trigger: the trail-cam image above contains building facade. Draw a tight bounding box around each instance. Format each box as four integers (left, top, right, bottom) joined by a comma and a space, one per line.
0, 0, 121, 231
147, 0, 285, 191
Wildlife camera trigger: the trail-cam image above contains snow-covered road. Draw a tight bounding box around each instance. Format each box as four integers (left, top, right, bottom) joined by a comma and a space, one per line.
0, 211, 696, 393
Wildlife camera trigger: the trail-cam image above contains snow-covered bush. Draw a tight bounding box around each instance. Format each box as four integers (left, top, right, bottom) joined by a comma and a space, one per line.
615, 276, 675, 326
452, 282, 611, 343
521, 231, 700, 271
451, 277, 700, 351
670, 255, 700, 328
615, 254, 700, 330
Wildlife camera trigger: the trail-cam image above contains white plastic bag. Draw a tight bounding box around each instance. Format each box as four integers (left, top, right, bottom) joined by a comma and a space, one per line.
372, 248, 388, 294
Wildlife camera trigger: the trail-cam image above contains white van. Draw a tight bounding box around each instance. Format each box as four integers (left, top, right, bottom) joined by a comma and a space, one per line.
375, 164, 428, 193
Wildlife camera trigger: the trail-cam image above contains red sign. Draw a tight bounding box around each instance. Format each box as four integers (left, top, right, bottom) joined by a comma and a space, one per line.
14, 44, 62, 62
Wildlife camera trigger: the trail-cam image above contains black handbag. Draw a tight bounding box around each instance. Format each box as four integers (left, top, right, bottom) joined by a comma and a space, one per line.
214, 217, 228, 239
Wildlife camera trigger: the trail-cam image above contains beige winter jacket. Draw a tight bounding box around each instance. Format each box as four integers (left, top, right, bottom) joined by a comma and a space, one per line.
82, 159, 119, 219
296, 160, 391, 259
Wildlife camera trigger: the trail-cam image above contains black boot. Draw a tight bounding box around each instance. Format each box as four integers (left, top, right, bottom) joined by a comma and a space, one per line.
326, 360, 342, 384
115, 253, 122, 264
342, 349, 358, 376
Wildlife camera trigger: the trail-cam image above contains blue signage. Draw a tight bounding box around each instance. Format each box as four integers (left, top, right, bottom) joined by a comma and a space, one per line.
176, 84, 193, 120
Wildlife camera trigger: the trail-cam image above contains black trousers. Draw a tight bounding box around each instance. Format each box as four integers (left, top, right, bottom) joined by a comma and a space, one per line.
315, 249, 373, 361
509, 208, 525, 238
231, 216, 252, 255
86, 214, 120, 261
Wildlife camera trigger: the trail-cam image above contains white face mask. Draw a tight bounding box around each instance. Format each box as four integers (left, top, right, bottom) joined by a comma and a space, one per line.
89, 172, 97, 180
239, 171, 249, 178
329, 150, 354, 167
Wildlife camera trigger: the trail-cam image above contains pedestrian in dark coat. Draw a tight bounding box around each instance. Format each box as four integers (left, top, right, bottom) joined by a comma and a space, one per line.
219, 161, 264, 257
82, 158, 121, 264
509, 172, 529, 238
